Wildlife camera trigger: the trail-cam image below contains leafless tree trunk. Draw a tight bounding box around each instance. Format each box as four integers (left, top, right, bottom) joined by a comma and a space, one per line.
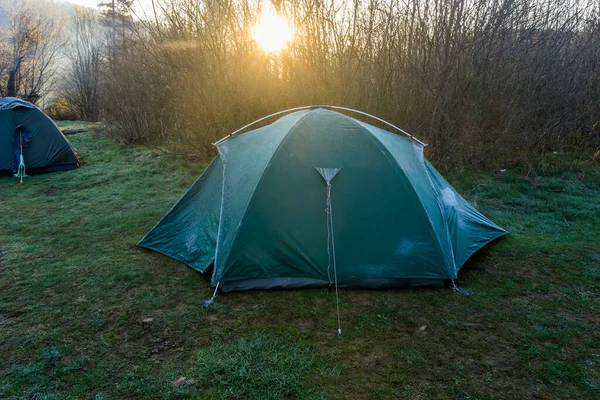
62, 7, 105, 122
0, 0, 66, 103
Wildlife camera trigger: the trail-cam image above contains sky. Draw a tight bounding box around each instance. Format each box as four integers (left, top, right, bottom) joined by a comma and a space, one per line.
62, 0, 100, 8
61, 0, 154, 14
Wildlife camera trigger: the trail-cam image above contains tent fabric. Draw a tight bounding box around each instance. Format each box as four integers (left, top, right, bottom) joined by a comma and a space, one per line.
139, 108, 506, 292
0, 97, 79, 176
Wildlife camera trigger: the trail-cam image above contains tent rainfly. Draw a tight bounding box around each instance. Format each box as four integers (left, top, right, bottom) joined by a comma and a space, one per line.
139, 106, 506, 295
0, 97, 79, 178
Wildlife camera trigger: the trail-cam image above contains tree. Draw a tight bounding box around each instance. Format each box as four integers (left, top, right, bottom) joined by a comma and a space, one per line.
97, 0, 133, 53
0, 0, 66, 103
61, 7, 105, 121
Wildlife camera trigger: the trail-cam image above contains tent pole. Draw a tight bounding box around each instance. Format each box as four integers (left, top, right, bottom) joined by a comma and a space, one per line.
212, 105, 427, 147
329, 106, 428, 147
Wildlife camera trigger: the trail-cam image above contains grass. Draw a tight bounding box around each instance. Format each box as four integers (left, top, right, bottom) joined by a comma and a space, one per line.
1, 128, 599, 399
191, 331, 332, 400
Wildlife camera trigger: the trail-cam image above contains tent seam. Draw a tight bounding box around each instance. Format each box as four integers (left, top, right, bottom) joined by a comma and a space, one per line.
213, 109, 314, 283
420, 159, 460, 278
347, 117, 456, 278
212, 153, 228, 285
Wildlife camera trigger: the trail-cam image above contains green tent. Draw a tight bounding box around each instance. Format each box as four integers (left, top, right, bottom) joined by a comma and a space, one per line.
1, 97, 79, 177
139, 107, 506, 293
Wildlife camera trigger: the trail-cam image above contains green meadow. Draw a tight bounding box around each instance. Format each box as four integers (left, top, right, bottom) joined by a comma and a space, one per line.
1, 128, 598, 399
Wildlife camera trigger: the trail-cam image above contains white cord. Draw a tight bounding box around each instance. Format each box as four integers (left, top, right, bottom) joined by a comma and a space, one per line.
326, 186, 332, 284
326, 183, 342, 335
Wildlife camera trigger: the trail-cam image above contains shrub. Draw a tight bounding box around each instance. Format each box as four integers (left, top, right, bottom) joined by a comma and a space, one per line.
45, 96, 79, 121
101, 0, 600, 166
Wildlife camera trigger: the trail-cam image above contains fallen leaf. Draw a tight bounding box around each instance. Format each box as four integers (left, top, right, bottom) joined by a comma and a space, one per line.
172, 377, 186, 387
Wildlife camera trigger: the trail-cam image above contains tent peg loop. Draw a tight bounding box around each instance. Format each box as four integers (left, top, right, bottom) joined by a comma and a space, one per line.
203, 282, 220, 307
451, 280, 471, 296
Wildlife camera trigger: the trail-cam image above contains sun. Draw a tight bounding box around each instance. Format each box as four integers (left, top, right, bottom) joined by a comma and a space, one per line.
253, 10, 294, 53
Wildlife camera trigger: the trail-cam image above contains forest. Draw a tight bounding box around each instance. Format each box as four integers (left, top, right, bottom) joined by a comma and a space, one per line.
1, 0, 599, 166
